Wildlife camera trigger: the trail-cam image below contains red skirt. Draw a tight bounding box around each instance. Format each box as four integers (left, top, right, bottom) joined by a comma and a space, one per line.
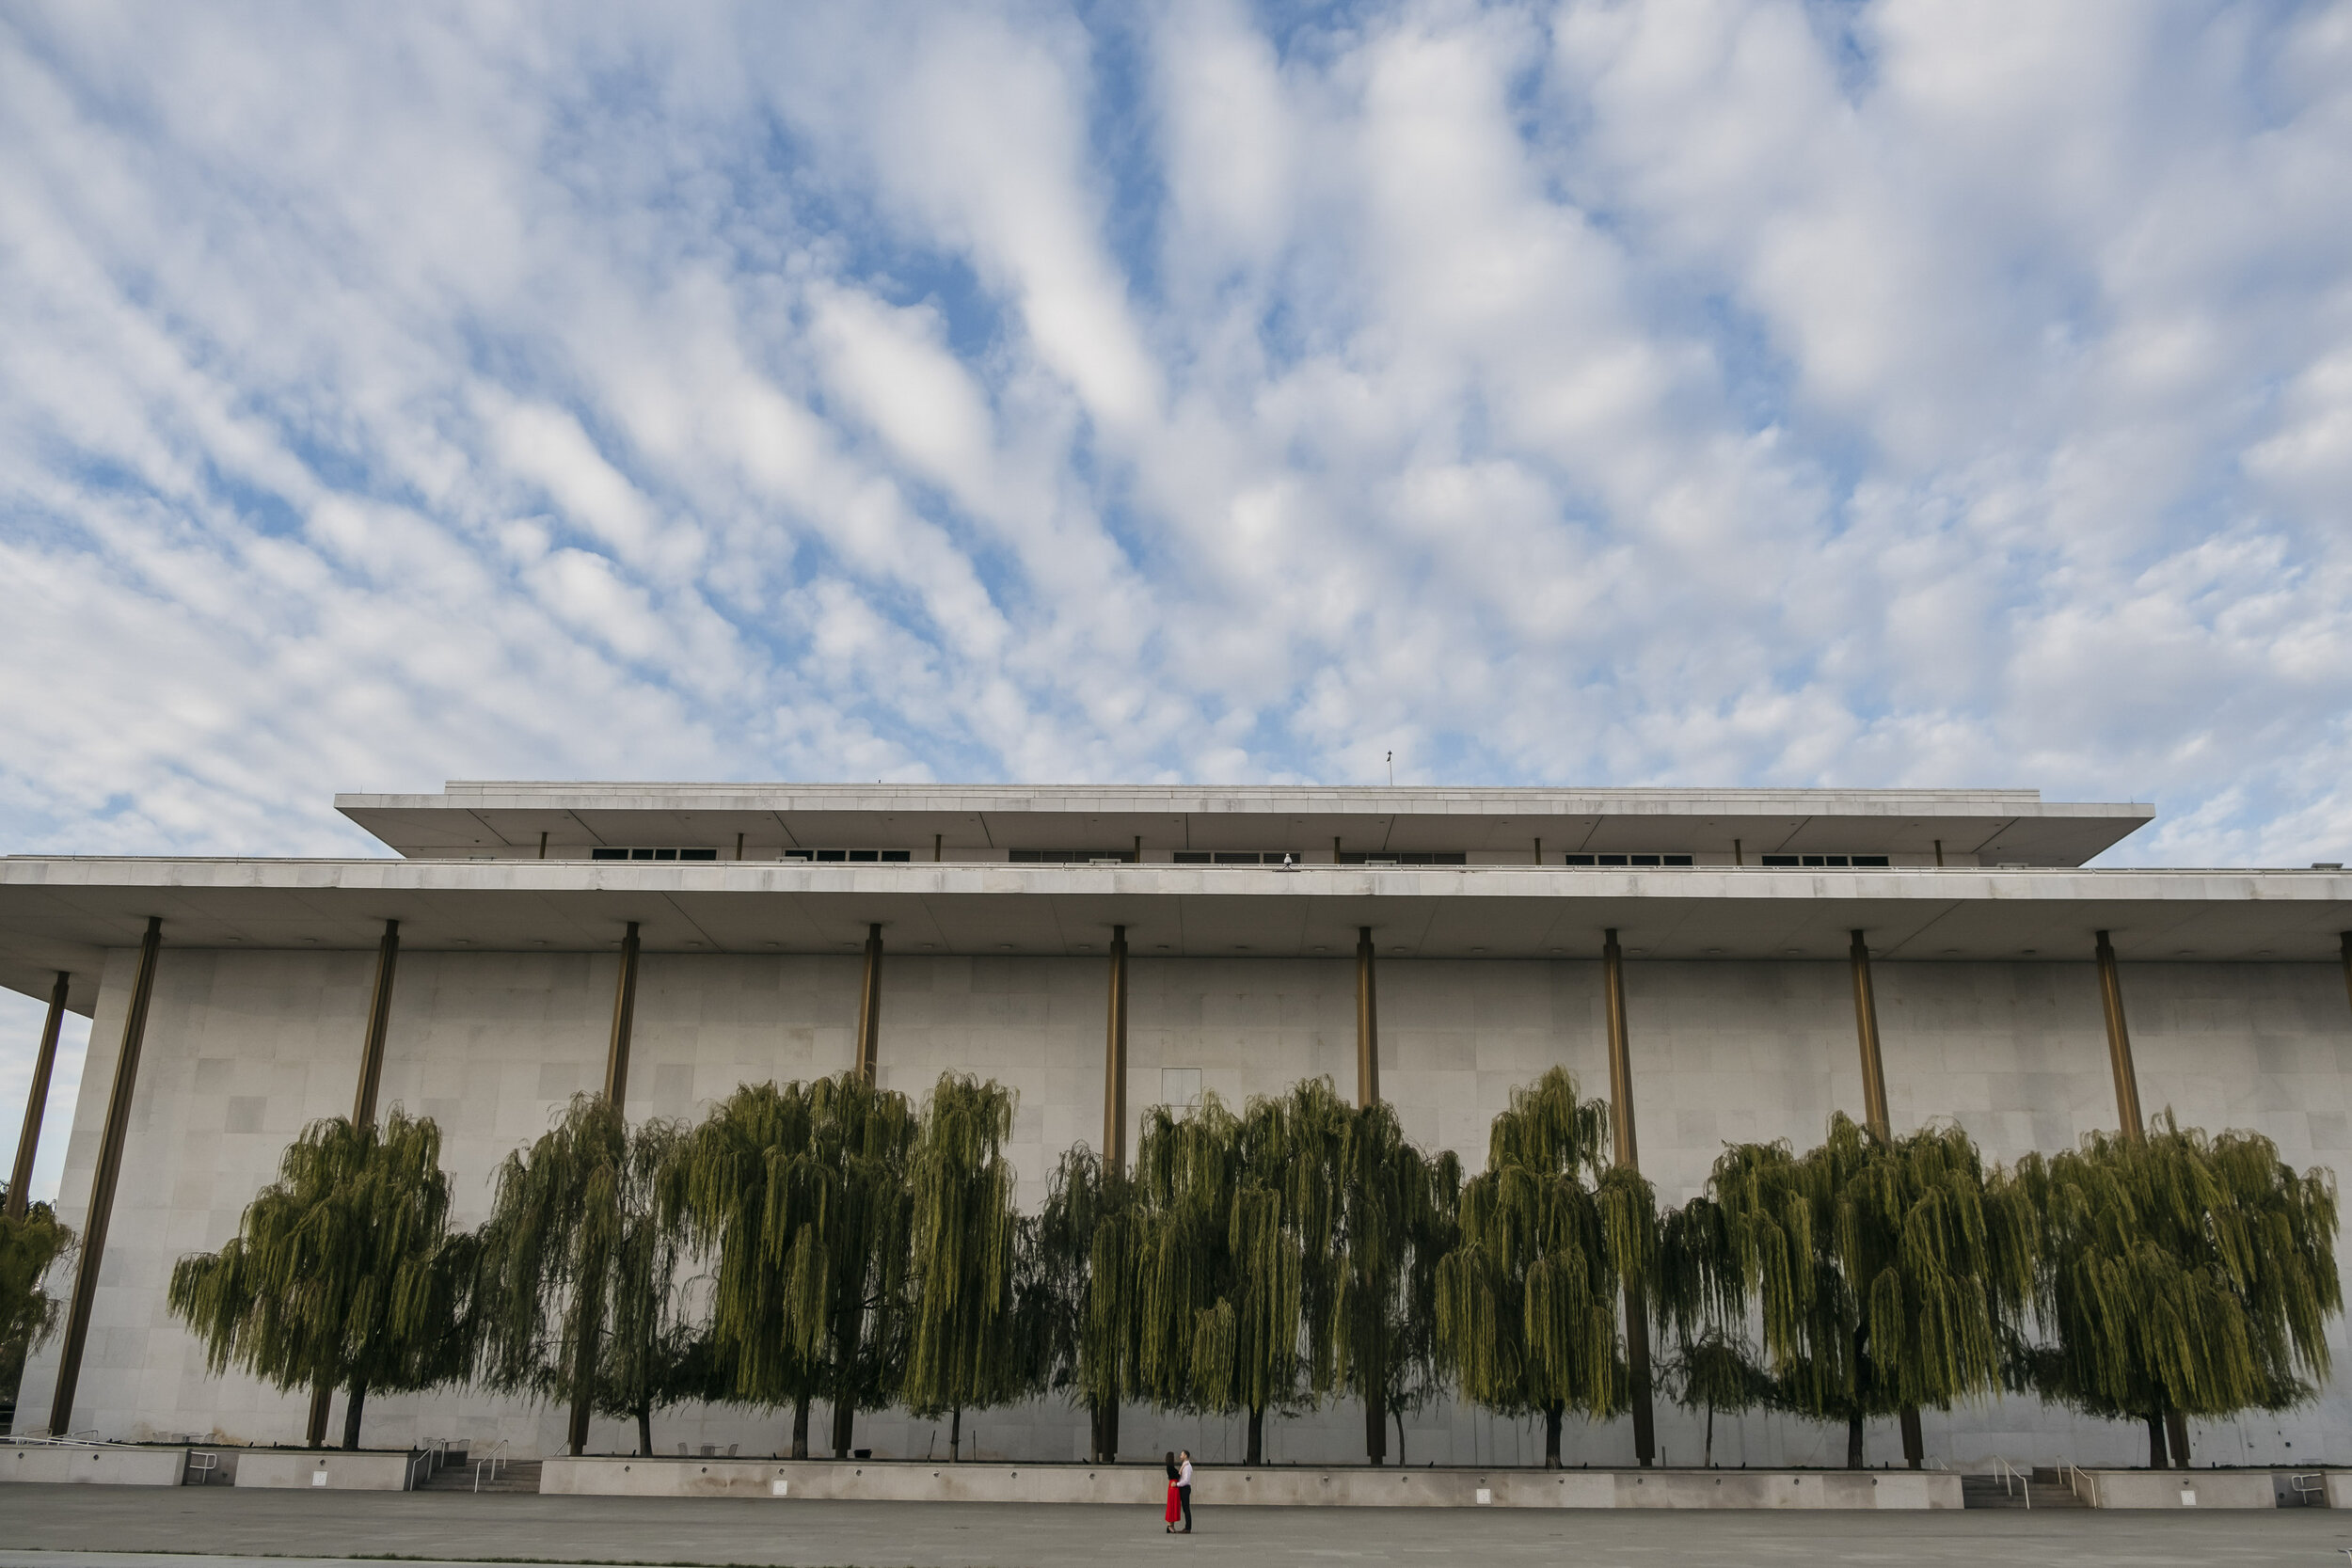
1164, 1482, 1183, 1523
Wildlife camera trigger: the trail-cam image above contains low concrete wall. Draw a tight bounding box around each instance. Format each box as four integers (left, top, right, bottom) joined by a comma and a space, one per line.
2075, 1470, 2279, 1509
235, 1449, 418, 1491
0, 1445, 190, 1486
541, 1458, 1960, 1509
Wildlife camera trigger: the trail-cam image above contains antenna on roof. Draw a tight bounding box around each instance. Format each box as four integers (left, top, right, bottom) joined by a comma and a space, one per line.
1387, 751, 1393, 787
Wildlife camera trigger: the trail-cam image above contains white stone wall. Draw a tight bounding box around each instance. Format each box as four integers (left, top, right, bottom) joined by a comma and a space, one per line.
12, 946, 2351, 1472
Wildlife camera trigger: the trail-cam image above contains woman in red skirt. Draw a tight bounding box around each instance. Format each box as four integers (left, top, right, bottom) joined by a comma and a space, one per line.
1163, 1451, 1182, 1531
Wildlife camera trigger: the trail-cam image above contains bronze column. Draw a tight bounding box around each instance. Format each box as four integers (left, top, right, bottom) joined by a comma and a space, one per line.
2094, 931, 2144, 1141
604, 922, 642, 1110
565, 921, 643, 1457
1850, 932, 1892, 1139
351, 920, 401, 1125
855, 924, 882, 1082
1851, 930, 1923, 1467
6, 971, 70, 1219
1355, 927, 1380, 1106
1104, 927, 1128, 1169
1601, 929, 1655, 1466
49, 917, 162, 1436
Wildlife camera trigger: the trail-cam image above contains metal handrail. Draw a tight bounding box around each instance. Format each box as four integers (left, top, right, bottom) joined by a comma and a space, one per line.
473, 1438, 508, 1493
185, 1451, 220, 1485
1990, 1455, 2030, 1509
408, 1449, 435, 1490
2058, 1461, 2099, 1508
2290, 1472, 2324, 1505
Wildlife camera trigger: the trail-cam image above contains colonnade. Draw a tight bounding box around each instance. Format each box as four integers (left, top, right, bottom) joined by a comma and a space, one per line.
19, 916, 2352, 1446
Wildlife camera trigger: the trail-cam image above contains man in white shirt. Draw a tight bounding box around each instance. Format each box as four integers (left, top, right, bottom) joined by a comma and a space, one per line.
1177, 1450, 1194, 1533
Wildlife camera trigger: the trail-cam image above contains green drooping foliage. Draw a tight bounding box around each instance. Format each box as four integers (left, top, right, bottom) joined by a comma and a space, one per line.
0, 1191, 72, 1421
2013, 1115, 2340, 1465
1285, 1079, 1461, 1465
1124, 1091, 1313, 1463
1436, 1068, 1654, 1466
1657, 1327, 1774, 1468
663, 1073, 915, 1458
903, 1074, 1024, 1459
1704, 1115, 2037, 1467
1034, 1144, 1142, 1462
473, 1094, 708, 1457
167, 1112, 469, 1449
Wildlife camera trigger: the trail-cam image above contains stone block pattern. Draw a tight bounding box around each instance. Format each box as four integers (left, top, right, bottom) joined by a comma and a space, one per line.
13, 948, 2350, 1473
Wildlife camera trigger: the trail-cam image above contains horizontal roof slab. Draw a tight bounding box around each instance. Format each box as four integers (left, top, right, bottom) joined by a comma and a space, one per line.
5, 857, 2340, 1014
335, 783, 2156, 865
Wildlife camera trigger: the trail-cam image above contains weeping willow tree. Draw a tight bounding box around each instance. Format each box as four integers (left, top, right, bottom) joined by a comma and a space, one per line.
2012, 1115, 2340, 1468
1034, 1145, 1142, 1462
1657, 1328, 1773, 1468
1285, 1078, 1460, 1465
664, 1073, 915, 1459
168, 1112, 469, 1449
472, 1094, 707, 1456
903, 1074, 1025, 1459
1707, 1115, 2036, 1468
1436, 1068, 1654, 1467
1, 1191, 72, 1424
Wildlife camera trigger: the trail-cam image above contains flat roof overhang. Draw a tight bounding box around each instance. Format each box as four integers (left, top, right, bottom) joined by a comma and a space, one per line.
334, 784, 2157, 866
5, 858, 2345, 1017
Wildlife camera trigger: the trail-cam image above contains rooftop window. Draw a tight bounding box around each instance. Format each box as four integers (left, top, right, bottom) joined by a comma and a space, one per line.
1759, 854, 1890, 868
1564, 854, 1694, 867
1338, 851, 1467, 865
1174, 850, 1297, 865
782, 848, 914, 863
590, 847, 721, 862
1009, 848, 1136, 863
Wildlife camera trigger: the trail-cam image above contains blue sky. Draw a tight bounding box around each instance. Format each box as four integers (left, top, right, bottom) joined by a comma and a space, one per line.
5, 1, 2351, 1195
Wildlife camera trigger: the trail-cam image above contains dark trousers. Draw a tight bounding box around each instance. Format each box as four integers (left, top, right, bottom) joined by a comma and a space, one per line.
1179, 1484, 1192, 1531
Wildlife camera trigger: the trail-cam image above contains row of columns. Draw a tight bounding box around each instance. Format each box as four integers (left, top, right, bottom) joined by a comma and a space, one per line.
18, 919, 2352, 1445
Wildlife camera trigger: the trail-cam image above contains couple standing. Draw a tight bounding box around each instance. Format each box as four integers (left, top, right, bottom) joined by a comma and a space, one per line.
1161, 1449, 1193, 1533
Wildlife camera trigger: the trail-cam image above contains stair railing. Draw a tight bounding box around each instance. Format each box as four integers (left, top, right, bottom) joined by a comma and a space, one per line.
2058, 1461, 2099, 1508
474, 1438, 509, 1493
1990, 1455, 2030, 1508
184, 1451, 220, 1485
2290, 1472, 2324, 1506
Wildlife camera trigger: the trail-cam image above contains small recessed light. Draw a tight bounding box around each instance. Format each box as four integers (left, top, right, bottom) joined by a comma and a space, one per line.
998, 943, 1013, 950
1941, 948, 1960, 956
920, 942, 937, 949
1311, 945, 1328, 953
1782, 947, 1802, 955
1549, 947, 1565, 956
1235, 944, 1251, 951
1704, 947, 1723, 956
1391, 947, 1410, 955
762, 940, 779, 947
2021, 948, 2038, 956
1155, 943, 1171, 950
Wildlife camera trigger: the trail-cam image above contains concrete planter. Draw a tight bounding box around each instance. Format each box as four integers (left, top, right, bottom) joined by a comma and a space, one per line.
235, 1449, 420, 1490
1, 1445, 190, 1486
541, 1458, 1961, 1510
2071, 1470, 2279, 1509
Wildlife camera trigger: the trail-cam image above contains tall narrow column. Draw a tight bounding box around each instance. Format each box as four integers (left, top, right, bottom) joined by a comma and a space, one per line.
2340, 932, 2351, 1021
7, 971, 70, 1219
1600, 928, 1655, 1467
855, 924, 882, 1082
1850, 930, 1923, 1467
604, 922, 641, 1109
2094, 931, 2144, 1141
351, 920, 401, 1126
1849, 931, 1891, 1139
1104, 926, 1129, 1170
1354, 927, 1380, 1106
49, 917, 162, 1436
566, 921, 644, 1457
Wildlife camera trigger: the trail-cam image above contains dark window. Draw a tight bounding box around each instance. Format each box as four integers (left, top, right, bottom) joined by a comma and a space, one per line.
1174, 851, 1210, 863
1009, 848, 1136, 863
1851, 855, 1889, 867
882, 850, 912, 862
1565, 853, 1696, 866
1339, 851, 1465, 865
599, 846, 720, 861
1597, 854, 1629, 865
1663, 854, 1694, 866
1630, 854, 1661, 866
816, 849, 847, 862
1761, 855, 1800, 866
783, 847, 916, 863
1565, 853, 1595, 865
592, 847, 628, 861
681, 848, 719, 861
849, 849, 879, 863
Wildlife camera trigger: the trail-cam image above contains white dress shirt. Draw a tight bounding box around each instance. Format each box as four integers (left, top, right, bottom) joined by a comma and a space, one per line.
1178, 1459, 1193, 1488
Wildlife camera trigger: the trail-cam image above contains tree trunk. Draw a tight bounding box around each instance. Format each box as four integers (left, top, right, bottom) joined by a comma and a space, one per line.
1247, 1405, 1264, 1466
1845, 1411, 1864, 1470
340, 1379, 368, 1452
566, 1265, 606, 1457
831, 1398, 855, 1460
2165, 1410, 2190, 1469
306, 1383, 331, 1449
791, 1395, 810, 1461
1101, 1400, 1119, 1464
1899, 1405, 1924, 1470
1544, 1403, 1564, 1469
1364, 1386, 1387, 1465
2146, 1412, 2169, 1468
636, 1401, 652, 1458
831, 1303, 863, 1459
950, 1406, 961, 1462
1394, 1407, 1407, 1466
1704, 1401, 1714, 1469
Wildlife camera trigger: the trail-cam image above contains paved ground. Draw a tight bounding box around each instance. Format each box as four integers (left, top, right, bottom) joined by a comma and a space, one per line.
4, 1483, 2352, 1567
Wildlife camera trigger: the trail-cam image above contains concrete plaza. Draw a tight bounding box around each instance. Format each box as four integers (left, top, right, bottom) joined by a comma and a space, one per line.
3, 1484, 2351, 1568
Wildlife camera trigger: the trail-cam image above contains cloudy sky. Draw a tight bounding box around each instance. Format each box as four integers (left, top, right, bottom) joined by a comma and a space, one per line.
4, 2, 2350, 1192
